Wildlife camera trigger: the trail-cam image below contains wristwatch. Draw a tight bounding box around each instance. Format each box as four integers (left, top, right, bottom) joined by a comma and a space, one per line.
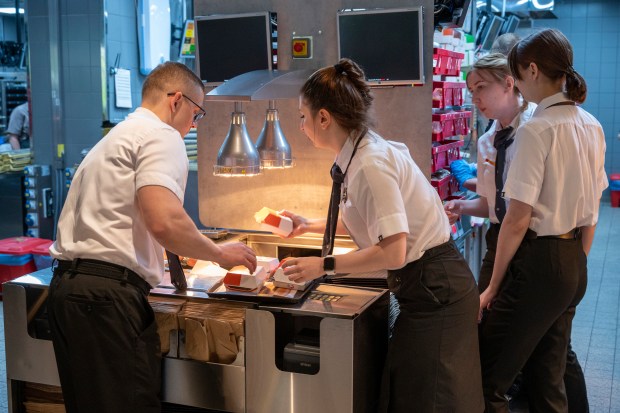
323, 255, 336, 276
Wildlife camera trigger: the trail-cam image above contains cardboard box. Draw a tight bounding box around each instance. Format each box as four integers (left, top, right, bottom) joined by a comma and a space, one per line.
223, 265, 267, 291
273, 267, 312, 291
254, 207, 293, 237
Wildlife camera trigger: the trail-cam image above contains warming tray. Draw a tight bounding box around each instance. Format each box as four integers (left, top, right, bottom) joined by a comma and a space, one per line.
158, 270, 315, 304
207, 280, 315, 304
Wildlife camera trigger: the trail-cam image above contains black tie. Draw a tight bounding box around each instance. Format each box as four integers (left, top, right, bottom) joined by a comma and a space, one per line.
493, 126, 515, 223
166, 250, 187, 291
321, 163, 345, 257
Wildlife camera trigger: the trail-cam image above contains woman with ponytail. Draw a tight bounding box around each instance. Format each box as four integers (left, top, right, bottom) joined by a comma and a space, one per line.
478, 29, 608, 412
280, 58, 484, 412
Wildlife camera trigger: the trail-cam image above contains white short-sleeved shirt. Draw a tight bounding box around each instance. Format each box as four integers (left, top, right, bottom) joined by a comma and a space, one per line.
338, 130, 450, 264
50, 107, 189, 286
476, 103, 536, 223
504, 93, 608, 236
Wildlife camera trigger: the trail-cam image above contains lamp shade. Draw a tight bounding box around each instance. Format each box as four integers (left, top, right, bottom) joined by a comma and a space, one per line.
255, 101, 293, 169
214, 104, 261, 177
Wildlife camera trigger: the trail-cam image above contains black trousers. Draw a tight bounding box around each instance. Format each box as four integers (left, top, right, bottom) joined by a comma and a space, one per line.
479, 235, 587, 413
479, 224, 589, 413
47, 261, 161, 413
380, 240, 484, 413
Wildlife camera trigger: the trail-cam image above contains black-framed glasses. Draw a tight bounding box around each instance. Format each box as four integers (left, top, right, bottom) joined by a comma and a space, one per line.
167, 92, 206, 123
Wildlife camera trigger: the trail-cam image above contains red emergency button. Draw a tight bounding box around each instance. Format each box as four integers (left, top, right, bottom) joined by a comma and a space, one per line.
292, 37, 312, 59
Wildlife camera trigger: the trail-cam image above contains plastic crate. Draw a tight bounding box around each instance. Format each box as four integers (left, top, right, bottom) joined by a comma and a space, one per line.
31, 240, 54, 270
611, 173, 620, 208
0, 237, 53, 295
431, 173, 458, 201
0, 236, 52, 255
431, 139, 464, 173
433, 48, 465, 76
432, 81, 466, 109
0, 253, 37, 294
432, 111, 472, 141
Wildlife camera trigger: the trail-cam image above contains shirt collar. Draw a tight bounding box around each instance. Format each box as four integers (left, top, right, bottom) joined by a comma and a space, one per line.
533, 92, 570, 117
130, 107, 161, 121
335, 130, 362, 171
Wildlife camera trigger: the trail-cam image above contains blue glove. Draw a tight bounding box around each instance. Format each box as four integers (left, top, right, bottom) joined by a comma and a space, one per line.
449, 159, 477, 191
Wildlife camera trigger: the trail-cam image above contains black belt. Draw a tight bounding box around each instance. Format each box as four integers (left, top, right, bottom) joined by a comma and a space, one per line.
525, 228, 581, 240
55, 258, 152, 295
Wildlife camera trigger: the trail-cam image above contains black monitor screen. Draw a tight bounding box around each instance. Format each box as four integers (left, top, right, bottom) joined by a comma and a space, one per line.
338, 7, 424, 85
501, 15, 520, 35
480, 15, 505, 51
195, 12, 273, 84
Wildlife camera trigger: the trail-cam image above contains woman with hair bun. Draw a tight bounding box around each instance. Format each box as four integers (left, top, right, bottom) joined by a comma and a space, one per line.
280, 58, 484, 412
478, 29, 608, 412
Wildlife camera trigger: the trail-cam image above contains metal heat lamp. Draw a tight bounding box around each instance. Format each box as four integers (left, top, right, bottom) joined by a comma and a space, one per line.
214, 102, 261, 177
255, 100, 293, 169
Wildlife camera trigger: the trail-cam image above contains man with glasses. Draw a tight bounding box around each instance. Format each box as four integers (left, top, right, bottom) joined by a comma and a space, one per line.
48, 61, 257, 413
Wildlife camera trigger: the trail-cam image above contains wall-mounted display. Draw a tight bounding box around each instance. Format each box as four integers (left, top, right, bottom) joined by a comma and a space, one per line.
195, 12, 277, 85
476, 13, 505, 51
337, 7, 425, 86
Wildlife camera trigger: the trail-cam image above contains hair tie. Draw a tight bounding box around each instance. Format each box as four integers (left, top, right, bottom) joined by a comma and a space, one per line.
334, 63, 347, 75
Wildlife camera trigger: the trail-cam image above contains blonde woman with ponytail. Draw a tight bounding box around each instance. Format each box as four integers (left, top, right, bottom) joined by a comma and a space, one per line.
445, 52, 534, 294
478, 28, 608, 413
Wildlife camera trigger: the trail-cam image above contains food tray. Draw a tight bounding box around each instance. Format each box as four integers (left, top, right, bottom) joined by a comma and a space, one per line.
208, 280, 316, 304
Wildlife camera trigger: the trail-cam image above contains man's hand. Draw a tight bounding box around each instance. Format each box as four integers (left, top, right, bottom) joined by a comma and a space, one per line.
218, 242, 257, 272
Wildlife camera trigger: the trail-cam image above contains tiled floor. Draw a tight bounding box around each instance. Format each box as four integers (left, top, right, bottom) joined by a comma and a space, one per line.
0, 203, 618, 412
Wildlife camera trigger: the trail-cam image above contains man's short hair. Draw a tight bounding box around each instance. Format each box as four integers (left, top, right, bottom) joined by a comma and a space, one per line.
490, 33, 521, 56
142, 62, 204, 100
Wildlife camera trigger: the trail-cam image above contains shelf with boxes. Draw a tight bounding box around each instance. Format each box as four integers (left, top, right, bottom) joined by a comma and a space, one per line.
430, 44, 471, 202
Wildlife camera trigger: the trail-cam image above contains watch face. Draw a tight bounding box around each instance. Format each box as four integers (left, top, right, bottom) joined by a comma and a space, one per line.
324, 256, 335, 271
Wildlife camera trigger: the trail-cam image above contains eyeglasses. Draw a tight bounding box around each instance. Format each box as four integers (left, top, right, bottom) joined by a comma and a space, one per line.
167, 92, 206, 123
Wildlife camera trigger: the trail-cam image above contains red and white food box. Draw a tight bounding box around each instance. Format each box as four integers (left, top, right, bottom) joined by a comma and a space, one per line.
272, 267, 312, 291
254, 207, 293, 237
223, 265, 268, 291
257, 256, 280, 273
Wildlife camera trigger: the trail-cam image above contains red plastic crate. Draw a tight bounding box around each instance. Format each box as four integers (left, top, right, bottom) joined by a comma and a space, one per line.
0, 237, 52, 295
431, 173, 458, 201
0, 261, 37, 286
31, 240, 54, 270
432, 81, 466, 109
0, 237, 52, 254
432, 111, 472, 141
30, 240, 53, 256
431, 139, 464, 173
433, 48, 465, 76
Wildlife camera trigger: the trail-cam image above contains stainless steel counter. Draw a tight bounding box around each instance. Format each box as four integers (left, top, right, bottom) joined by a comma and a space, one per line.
3, 268, 389, 413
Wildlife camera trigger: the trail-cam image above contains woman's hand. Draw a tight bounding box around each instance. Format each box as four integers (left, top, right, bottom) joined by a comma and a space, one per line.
279, 210, 311, 238
478, 287, 497, 322
281, 256, 324, 282
443, 200, 462, 225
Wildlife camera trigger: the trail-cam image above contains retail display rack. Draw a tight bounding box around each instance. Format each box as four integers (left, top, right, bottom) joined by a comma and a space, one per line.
430, 30, 472, 202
